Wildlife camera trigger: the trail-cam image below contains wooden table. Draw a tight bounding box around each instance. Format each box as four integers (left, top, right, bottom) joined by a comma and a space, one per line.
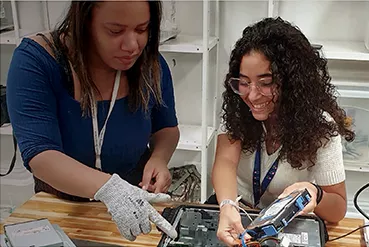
0, 192, 366, 247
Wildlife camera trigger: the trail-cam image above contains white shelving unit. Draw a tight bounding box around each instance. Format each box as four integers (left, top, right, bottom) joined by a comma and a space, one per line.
159, 34, 218, 54
0, 30, 18, 45
263, 0, 369, 218
314, 40, 369, 62
0, 29, 49, 45
0, 29, 41, 45
0, 124, 12, 135
159, 0, 220, 202
268, 0, 369, 173
177, 125, 216, 152
337, 89, 369, 99
0, 0, 50, 46
333, 79, 369, 99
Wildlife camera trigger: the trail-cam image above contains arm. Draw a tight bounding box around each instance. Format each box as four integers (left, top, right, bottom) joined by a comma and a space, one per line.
30, 151, 111, 198
6, 41, 110, 199
150, 56, 179, 157
140, 54, 179, 192
213, 134, 246, 246
149, 54, 179, 160
279, 180, 346, 223
149, 127, 179, 163
279, 135, 347, 223
212, 133, 242, 204
314, 181, 347, 223
313, 134, 347, 223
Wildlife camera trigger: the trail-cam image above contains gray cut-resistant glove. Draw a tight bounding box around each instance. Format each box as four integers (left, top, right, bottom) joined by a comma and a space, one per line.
94, 173, 178, 241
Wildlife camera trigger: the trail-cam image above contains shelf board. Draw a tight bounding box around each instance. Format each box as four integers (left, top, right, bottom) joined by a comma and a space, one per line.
0, 29, 48, 45
1, 124, 217, 151
0, 29, 17, 44
337, 89, 369, 99
332, 80, 369, 88
344, 162, 369, 173
159, 35, 219, 54
177, 124, 216, 151
332, 79, 369, 99
313, 40, 369, 61
0, 124, 13, 135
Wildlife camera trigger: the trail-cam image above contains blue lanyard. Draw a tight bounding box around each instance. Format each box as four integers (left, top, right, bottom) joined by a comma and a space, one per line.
253, 143, 279, 207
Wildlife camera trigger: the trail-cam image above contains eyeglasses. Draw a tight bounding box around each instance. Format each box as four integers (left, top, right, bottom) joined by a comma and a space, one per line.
228, 77, 276, 96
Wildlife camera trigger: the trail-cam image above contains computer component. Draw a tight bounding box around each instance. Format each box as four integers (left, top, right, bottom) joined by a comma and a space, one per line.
3, 218, 64, 247
244, 189, 311, 240
1, 219, 77, 247
157, 203, 327, 247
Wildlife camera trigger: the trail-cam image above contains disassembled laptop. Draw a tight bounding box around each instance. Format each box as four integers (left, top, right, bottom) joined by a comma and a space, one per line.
158, 189, 326, 247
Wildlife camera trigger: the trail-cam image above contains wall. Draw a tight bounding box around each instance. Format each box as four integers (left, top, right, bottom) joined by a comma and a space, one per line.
1, 0, 368, 220
0, 45, 13, 85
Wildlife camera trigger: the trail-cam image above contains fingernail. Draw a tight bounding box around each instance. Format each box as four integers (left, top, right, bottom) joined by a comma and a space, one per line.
142, 185, 147, 190
169, 229, 178, 239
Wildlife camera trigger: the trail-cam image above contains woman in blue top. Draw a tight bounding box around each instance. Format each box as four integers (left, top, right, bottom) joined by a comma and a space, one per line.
7, 0, 178, 242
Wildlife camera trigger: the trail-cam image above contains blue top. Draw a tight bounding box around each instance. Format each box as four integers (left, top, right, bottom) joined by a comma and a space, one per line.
6, 37, 178, 176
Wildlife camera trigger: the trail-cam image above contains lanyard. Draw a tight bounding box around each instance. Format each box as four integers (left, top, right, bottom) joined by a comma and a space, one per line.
91, 70, 121, 170
252, 143, 279, 207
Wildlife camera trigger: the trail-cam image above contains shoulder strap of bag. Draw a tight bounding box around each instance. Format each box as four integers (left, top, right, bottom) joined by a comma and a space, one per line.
0, 135, 17, 176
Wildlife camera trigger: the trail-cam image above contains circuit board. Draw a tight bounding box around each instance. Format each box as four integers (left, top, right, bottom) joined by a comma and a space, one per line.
160, 207, 325, 247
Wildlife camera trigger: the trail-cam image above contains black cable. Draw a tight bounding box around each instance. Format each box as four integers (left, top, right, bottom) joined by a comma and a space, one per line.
354, 182, 369, 221
328, 224, 369, 242
328, 182, 369, 242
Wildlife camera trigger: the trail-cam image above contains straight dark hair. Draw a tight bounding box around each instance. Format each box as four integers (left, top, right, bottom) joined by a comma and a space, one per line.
51, 1, 163, 114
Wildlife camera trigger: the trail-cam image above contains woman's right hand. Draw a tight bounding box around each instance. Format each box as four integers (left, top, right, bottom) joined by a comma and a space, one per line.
217, 204, 248, 246
93, 174, 177, 241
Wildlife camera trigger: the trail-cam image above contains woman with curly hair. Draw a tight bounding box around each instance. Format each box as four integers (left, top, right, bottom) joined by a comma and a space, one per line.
211, 17, 354, 246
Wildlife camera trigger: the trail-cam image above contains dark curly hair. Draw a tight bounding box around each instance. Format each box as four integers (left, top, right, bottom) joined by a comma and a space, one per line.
222, 17, 355, 169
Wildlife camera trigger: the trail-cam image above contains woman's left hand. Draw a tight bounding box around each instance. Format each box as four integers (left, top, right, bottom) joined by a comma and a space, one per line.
277, 182, 318, 215
139, 156, 172, 193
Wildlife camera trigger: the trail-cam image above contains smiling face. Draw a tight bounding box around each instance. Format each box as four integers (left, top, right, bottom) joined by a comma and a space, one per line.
89, 0, 150, 71
239, 51, 279, 121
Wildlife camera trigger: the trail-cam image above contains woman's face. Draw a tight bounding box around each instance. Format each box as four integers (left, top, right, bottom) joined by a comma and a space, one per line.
90, 0, 150, 71
239, 51, 279, 121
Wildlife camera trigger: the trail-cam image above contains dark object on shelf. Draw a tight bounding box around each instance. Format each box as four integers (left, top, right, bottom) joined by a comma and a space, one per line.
0, 85, 18, 178
167, 164, 201, 203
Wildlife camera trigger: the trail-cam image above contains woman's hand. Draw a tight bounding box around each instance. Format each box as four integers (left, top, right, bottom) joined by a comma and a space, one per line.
217, 204, 249, 247
278, 182, 318, 215
94, 174, 177, 241
139, 156, 172, 193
